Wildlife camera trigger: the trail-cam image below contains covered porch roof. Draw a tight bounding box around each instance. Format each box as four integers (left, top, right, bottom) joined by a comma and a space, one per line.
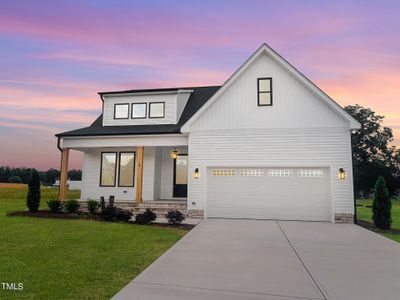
60, 134, 188, 152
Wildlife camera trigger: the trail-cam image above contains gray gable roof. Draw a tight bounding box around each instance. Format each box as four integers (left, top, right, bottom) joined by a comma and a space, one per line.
56, 86, 221, 137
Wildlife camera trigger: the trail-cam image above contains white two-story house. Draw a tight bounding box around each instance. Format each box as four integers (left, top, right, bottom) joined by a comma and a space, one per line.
56, 44, 360, 223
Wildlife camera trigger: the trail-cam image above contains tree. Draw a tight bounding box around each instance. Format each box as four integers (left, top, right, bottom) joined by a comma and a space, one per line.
372, 176, 391, 229
27, 169, 41, 212
345, 104, 400, 196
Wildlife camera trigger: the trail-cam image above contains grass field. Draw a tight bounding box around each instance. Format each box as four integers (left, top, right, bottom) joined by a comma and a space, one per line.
356, 199, 400, 243
0, 186, 186, 299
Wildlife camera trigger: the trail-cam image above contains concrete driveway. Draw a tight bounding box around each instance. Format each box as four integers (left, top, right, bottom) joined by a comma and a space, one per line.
113, 219, 400, 300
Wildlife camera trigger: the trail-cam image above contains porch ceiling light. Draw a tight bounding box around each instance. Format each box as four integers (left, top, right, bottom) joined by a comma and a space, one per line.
170, 148, 179, 159
194, 168, 200, 179
339, 168, 346, 180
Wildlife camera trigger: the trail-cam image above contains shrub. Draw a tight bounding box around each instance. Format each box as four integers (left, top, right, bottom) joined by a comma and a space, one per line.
115, 208, 133, 222
27, 169, 41, 212
47, 199, 63, 213
100, 196, 106, 210
135, 209, 157, 225
64, 199, 80, 213
372, 176, 392, 229
166, 210, 185, 224
87, 199, 99, 214
99, 196, 132, 222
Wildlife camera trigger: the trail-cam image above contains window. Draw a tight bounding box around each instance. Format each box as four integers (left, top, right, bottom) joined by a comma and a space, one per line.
212, 169, 235, 176
268, 169, 293, 177
118, 152, 135, 187
257, 78, 272, 106
131, 103, 147, 119
100, 152, 117, 186
298, 169, 323, 177
149, 102, 165, 118
240, 169, 264, 176
114, 103, 129, 119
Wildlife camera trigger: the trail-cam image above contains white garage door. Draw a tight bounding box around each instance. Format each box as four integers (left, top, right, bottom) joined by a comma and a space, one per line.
207, 167, 331, 221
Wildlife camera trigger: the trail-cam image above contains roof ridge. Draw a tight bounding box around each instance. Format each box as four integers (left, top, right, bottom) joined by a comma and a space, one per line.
98, 85, 222, 95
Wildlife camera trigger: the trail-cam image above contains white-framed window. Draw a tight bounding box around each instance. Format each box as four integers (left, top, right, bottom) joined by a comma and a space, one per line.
149, 102, 165, 118
131, 103, 147, 119
114, 103, 129, 119
240, 169, 264, 176
268, 169, 293, 177
212, 169, 235, 176
298, 169, 323, 177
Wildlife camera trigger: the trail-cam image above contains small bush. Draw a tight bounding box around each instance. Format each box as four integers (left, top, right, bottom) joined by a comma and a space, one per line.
27, 169, 41, 212
166, 210, 185, 224
87, 199, 99, 214
47, 199, 63, 213
115, 208, 133, 222
135, 209, 157, 225
372, 176, 392, 229
100, 196, 106, 210
64, 199, 80, 213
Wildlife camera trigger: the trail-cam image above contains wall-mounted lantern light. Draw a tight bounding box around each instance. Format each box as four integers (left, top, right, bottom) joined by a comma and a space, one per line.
170, 148, 179, 159
339, 168, 346, 180
194, 168, 200, 179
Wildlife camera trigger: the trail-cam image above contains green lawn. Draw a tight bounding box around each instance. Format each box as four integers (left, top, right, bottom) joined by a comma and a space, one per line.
356, 198, 400, 243
0, 186, 186, 299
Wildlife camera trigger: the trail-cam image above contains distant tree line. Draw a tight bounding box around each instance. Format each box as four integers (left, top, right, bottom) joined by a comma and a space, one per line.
0, 167, 82, 186
345, 104, 400, 198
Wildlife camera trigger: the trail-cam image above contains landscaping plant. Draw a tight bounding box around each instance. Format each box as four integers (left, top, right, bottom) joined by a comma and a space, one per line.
99, 196, 132, 222
87, 199, 99, 214
372, 176, 392, 229
26, 169, 41, 212
47, 199, 63, 213
64, 199, 80, 213
166, 210, 185, 224
135, 209, 157, 225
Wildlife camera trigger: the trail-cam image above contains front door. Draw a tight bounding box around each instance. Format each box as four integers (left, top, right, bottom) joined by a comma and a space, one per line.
173, 154, 188, 197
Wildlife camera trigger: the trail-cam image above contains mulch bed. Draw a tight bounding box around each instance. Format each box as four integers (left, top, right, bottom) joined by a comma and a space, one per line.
357, 220, 400, 235
7, 210, 194, 230
7, 210, 100, 220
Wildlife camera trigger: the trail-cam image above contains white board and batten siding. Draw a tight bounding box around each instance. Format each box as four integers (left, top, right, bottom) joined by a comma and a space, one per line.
186, 51, 355, 220
102, 91, 191, 126
81, 146, 156, 201
80, 146, 187, 201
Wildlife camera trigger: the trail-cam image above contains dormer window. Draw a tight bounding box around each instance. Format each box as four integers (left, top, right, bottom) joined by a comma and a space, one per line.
114, 103, 129, 119
131, 103, 147, 119
257, 78, 272, 106
149, 102, 165, 118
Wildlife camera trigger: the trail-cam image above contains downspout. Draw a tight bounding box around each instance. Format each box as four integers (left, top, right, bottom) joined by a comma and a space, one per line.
57, 136, 63, 200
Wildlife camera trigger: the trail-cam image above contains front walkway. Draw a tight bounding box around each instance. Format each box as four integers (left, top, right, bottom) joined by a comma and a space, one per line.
112, 219, 400, 300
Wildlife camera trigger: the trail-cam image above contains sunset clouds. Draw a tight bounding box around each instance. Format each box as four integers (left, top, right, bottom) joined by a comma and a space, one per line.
0, 0, 399, 169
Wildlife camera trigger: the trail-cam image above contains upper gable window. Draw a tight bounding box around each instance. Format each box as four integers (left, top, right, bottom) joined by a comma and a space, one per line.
131, 103, 147, 119
149, 102, 165, 118
257, 78, 272, 106
114, 103, 129, 119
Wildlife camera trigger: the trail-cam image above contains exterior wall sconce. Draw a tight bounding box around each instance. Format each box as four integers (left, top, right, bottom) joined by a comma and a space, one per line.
194, 168, 200, 179
170, 148, 179, 159
339, 168, 346, 180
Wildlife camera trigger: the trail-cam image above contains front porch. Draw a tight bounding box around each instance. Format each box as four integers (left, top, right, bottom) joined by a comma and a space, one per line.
58, 134, 199, 216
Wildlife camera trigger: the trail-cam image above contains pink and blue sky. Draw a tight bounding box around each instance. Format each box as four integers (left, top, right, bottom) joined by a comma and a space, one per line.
0, 0, 399, 170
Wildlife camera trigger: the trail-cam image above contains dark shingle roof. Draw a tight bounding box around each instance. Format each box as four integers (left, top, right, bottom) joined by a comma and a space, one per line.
56, 86, 220, 137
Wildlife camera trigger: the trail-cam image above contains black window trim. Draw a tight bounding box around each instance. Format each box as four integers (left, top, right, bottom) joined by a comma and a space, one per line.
114, 103, 130, 119
131, 102, 147, 119
99, 152, 118, 187
118, 151, 136, 187
257, 77, 273, 106
149, 102, 165, 119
